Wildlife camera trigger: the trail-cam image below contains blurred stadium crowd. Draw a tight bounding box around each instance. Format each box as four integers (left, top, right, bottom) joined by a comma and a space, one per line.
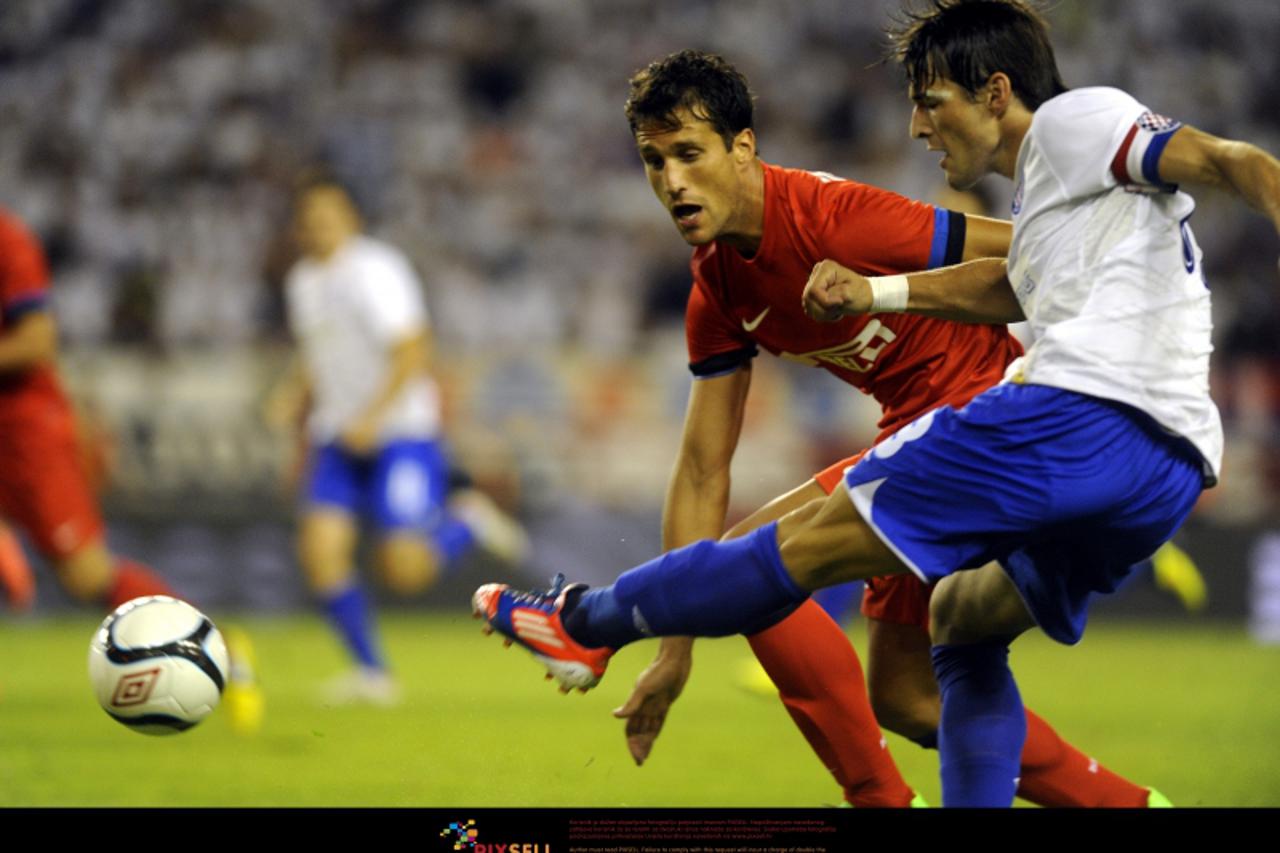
1, 1, 1278, 607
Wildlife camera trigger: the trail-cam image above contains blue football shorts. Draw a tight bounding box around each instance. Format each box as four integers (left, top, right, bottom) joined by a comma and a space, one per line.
304, 439, 450, 534
842, 382, 1205, 644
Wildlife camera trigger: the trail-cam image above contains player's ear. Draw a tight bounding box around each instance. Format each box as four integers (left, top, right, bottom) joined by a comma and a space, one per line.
985, 72, 1014, 116
731, 127, 756, 163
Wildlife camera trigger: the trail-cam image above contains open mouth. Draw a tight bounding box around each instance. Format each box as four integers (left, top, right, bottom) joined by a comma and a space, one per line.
672, 203, 702, 225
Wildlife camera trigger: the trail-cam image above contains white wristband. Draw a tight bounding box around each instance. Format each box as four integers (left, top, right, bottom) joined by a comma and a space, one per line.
868, 275, 910, 313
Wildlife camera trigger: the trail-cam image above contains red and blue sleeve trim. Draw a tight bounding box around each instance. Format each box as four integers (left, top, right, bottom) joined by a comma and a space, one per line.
1141, 128, 1180, 189
1109, 117, 1182, 193
2, 293, 47, 323
927, 208, 968, 269
1109, 124, 1139, 185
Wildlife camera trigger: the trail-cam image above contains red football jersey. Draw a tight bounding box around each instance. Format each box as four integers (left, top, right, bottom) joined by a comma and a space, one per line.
0, 206, 72, 424
686, 163, 1023, 440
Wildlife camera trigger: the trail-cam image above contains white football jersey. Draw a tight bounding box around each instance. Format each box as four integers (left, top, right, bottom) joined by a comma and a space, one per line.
285, 235, 441, 443
1007, 87, 1222, 483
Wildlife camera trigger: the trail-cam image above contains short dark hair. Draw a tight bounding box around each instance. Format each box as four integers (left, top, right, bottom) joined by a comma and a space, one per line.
624, 50, 754, 149
888, 0, 1068, 110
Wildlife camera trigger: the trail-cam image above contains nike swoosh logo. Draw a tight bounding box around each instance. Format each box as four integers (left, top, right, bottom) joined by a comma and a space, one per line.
742, 307, 770, 332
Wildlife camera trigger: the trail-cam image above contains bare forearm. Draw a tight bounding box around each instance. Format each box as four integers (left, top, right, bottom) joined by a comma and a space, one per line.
1217, 141, 1280, 233
662, 468, 731, 551
900, 258, 1023, 323
1160, 128, 1280, 234
803, 257, 1023, 325
654, 368, 750, 661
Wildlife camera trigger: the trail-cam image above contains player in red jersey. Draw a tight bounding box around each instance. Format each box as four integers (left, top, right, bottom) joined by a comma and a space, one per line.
0, 205, 263, 732
0, 206, 134, 605
605, 50, 1160, 807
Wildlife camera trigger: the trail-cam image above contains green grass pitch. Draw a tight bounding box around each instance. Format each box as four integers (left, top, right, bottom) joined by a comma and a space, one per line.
1, 612, 1277, 807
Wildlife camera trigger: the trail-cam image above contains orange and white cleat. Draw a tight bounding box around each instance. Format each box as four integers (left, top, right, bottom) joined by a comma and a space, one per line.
472, 573, 613, 692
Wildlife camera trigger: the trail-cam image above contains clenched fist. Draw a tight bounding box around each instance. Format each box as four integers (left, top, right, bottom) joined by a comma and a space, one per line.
802, 259, 872, 322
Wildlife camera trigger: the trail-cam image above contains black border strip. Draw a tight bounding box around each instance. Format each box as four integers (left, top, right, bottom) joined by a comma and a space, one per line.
944, 209, 968, 266
690, 344, 758, 378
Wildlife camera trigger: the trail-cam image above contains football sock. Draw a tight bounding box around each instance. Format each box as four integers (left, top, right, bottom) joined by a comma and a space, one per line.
907, 708, 1149, 807
566, 523, 807, 648
0, 525, 36, 610
931, 642, 1026, 807
104, 558, 178, 612
1017, 709, 1150, 807
431, 515, 478, 570
321, 583, 386, 671
748, 597, 915, 808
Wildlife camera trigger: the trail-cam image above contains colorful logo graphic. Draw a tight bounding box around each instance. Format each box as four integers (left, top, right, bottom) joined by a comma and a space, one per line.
112, 667, 162, 706
440, 819, 478, 851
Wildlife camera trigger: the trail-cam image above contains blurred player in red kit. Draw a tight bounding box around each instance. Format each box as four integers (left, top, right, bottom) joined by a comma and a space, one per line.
0, 205, 262, 731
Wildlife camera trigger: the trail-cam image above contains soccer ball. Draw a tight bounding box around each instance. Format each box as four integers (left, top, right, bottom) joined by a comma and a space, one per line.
87, 596, 228, 735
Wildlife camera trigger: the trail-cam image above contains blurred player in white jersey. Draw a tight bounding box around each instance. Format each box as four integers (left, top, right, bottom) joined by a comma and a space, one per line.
269, 177, 527, 705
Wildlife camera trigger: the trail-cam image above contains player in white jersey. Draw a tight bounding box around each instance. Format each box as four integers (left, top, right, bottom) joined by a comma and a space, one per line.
796, 0, 1277, 803
1004, 88, 1222, 470
471, 0, 1278, 806
270, 178, 527, 704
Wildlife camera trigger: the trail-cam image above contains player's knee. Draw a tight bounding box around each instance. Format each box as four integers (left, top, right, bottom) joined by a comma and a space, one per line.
379, 563, 434, 597
297, 516, 357, 591
53, 545, 113, 602
928, 578, 971, 646
931, 567, 1035, 645
376, 537, 439, 597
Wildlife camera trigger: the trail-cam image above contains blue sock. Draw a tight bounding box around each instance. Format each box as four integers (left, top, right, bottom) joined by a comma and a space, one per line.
931, 642, 1026, 807
431, 514, 478, 570
321, 583, 386, 671
566, 523, 808, 648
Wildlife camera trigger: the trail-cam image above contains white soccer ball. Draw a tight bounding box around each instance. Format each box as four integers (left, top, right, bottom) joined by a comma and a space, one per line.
87, 595, 229, 735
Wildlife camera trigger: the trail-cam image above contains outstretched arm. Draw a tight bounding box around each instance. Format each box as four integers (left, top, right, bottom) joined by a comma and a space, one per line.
613, 366, 752, 766
1157, 126, 1280, 235
802, 257, 1023, 325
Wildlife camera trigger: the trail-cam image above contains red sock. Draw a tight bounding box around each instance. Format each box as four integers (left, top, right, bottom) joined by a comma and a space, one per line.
104, 558, 179, 612
1018, 708, 1149, 807
748, 598, 915, 808
0, 525, 36, 611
